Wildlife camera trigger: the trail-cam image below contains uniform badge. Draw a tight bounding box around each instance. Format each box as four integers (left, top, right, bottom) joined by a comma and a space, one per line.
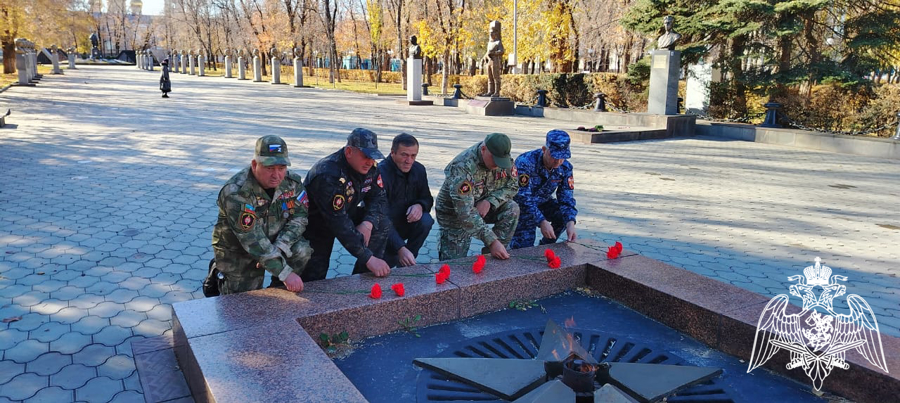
458, 181, 473, 195
243, 204, 255, 213
345, 182, 355, 196
376, 174, 384, 188
519, 174, 530, 187
333, 194, 345, 210
256, 198, 267, 207
567, 176, 575, 190
339, 177, 346, 184
361, 186, 371, 193
511, 166, 518, 177
240, 212, 256, 231
297, 191, 309, 208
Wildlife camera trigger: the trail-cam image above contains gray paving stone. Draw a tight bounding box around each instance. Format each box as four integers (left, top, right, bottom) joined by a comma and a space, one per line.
159, 291, 193, 305
93, 326, 133, 347
73, 344, 116, 367
31, 299, 69, 316
0, 360, 24, 384
0, 372, 47, 400
89, 302, 124, 318
13, 291, 50, 308
49, 331, 93, 355
117, 278, 150, 291
101, 271, 132, 284
50, 306, 89, 325
85, 280, 119, 295
0, 304, 28, 321
49, 363, 96, 390
121, 371, 142, 393
137, 284, 171, 298
75, 376, 123, 402
97, 354, 136, 380
66, 275, 101, 290
67, 294, 104, 310
71, 316, 110, 336
23, 386, 74, 403
123, 297, 159, 313
132, 319, 170, 337
145, 305, 172, 322
109, 390, 143, 403
104, 289, 140, 304
51, 286, 86, 301
109, 310, 146, 328
8, 313, 49, 332
0, 284, 30, 299
26, 351, 72, 376
29, 321, 70, 343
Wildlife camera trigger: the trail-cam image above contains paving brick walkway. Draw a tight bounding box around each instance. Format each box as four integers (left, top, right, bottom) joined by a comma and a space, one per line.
1, 66, 898, 402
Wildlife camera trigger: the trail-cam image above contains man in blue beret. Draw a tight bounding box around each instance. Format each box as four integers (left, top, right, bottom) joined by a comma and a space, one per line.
510, 130, 578, 249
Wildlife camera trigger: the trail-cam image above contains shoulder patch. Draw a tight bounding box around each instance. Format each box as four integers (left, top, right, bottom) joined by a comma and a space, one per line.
376, 174, 383, 188
567, 176, 575, 190
297, 190, 309, 208
519, 174, 530, 188
458, 181, 473, 195
511, 166, 518, 177
240, 211, 256, 231
333, 194, 346, 211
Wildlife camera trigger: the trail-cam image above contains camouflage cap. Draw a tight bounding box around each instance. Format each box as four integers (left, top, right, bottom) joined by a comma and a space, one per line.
347, 128, 385, 160
255, 135, 291, 166
484, 133, 512, 169
545, 129, 571, 159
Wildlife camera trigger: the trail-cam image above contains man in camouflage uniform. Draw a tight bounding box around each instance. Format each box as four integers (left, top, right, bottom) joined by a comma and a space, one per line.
302, 128, 391, 280
207, 135, 311, 295
510, 130, 578, 249
435, 133, 520, 260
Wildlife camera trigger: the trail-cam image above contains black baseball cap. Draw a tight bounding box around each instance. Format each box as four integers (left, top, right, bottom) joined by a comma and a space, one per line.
347, 128, 385, 160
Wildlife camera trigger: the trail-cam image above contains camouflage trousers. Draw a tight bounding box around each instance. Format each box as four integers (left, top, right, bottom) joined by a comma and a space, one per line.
437, 201, 519, 260
214, 239, 313, 295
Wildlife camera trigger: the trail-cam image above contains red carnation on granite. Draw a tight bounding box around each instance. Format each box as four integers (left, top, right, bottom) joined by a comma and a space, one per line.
544, 249, 561, 268
436, 264, 451, 284
369, 284, 382, 299
607, 241, 624, 259
473, 255, 486, 273
391, 283, 405, 297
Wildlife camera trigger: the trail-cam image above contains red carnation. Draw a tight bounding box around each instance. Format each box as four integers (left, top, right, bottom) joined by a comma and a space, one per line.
614, 241, 623, 253
436, 272, 448, 284
548, 256, 561, 269
369, 283, 382, 299
473, 255, 486, 273
544, 249, 556, 260
439, 264, 451, 277
391, 283, 405, 297
607, 243, 622, 259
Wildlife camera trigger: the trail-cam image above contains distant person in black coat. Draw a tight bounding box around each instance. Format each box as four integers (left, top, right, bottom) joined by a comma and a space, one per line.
160, 59, 171, 98
378, 133, 435, 267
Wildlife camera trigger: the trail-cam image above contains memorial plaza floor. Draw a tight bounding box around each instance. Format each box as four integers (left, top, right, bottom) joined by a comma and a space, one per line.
1, 66, 898, 402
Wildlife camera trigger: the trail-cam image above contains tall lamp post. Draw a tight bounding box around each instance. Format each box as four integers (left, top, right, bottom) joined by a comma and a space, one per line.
512, 0, 518, 74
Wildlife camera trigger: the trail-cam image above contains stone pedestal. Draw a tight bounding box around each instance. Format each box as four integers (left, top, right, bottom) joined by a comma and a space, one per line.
685, 59, 721, 115
407, 58, 423, 101
466, 96, 514, 116
68, 53, 76, 69
181, 56, 187, 74
293, 57, 303, 87
253, 56, 262, 82
137, 53, 142, 69
148, 55, 154, 71
238, 57, 247, 80
198, 55, 205, 76
16, 53, 30, 85
225, 56, 232, 78
189, 56, 196, 75
172, 55, 179, 72
647, 50, 680, 115
271, 57, 281, 84
49, 51, 63, 74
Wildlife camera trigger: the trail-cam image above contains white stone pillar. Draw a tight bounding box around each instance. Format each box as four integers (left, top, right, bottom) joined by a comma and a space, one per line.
16, 50, 29, 84
685, 58, 721, 115
137, 53, 142, 69
68, 50, 76, 69
647, 50, 680, 115
271, 56, 281, 84
238, 57, 247, 80
50, 49, 62, 74
293, 57, 303, 87
189, 54, 196, 75
225, 56, 233, 78
407, 58, 423, 101
172, 52, 179, 72
198, 54, 206, 76
148, 52, 154, 71
181, 54, 188, 74
253, 56, 262, 82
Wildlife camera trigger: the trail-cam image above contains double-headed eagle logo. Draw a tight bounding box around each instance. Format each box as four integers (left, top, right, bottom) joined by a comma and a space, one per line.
747, 258, 889, 390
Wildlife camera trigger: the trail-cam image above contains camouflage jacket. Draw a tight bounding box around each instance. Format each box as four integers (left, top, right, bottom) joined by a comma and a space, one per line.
514, 148, 577, 224
435, 142, 518, 245
211, 167, 309, 281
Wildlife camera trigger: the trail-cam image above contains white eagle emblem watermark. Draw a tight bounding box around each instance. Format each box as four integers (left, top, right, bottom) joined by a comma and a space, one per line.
747, 257, 889, 390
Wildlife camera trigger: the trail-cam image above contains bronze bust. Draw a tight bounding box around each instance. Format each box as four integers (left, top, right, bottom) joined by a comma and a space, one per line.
409, 35, 423, 60
657, 16, 682, 51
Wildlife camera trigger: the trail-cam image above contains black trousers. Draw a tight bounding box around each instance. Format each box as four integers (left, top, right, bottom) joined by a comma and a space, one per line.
301, 212, 389, 282
383, 213, 434, 268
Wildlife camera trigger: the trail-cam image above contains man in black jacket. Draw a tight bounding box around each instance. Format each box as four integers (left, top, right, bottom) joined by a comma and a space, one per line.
302, 128, 391, 281
378, 133, 434, 267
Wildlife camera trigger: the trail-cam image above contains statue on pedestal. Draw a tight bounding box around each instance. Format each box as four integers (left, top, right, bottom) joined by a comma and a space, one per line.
409, 36, 422, 60
480, 21, 504, 97
656, 16, 682, 51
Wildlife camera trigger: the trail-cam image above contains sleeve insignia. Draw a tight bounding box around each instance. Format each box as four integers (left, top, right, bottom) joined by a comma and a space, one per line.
240, 212, 256, 231
297, 190, 309, 208
243, 203, 255, 213
339, 177, 346, 184
567, 176, 575, 190
511, 166, 518, 177
519, 174, 530, 188
333, 194, 346, 211
345, 182, 355, 196
458, 181, 473, 195
376, 174, 384, 188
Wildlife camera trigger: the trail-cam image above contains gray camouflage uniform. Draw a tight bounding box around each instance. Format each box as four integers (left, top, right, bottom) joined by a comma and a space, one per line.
211, 167, 312, 294
435, 142, 520, 260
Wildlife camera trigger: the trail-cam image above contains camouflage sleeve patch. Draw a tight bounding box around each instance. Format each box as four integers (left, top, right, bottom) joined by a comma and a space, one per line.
519, 174, 530, 188
511, 166, 518, 177
239, 211, 256, 231
567, 175, 575, 190
458, 180, 473, 195
333, 194, 346, 210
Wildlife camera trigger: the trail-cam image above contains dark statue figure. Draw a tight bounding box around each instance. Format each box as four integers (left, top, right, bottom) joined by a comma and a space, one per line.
657, 16, 682, 51
409, 35, 422, 60
480, 21, 504, 97
89, 33, 99, 48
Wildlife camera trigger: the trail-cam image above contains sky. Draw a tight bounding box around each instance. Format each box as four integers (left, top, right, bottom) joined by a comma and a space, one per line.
141, 0, 164, 16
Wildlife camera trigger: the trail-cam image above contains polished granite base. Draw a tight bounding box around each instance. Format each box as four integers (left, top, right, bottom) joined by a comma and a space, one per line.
149, 240, 899, 402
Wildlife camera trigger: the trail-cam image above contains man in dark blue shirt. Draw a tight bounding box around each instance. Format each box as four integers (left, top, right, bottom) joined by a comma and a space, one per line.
378, 133, 434, 267
510, 130, 578, 249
